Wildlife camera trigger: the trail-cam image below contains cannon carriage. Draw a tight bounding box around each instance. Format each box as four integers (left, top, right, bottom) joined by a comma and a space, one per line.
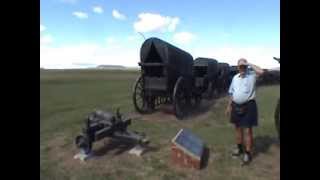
133, 38, 196, 119
193, 57, 219, 99
75, 109, 149, 154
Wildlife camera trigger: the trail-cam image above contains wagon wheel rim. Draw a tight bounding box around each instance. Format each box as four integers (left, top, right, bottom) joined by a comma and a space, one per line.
173, 77, 189, 119
133, 76, 148, 113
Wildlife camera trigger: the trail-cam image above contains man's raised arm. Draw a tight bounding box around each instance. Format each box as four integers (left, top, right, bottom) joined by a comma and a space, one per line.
248, 63, 264, 76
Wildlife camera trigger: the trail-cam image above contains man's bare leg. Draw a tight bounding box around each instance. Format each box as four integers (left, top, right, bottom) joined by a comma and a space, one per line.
232, 126, 244, 157
245, 128, 253, 153
236, 127, 244, 145
241, 127, 253, 165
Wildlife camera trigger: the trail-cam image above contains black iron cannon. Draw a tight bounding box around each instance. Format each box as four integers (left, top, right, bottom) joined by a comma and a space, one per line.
133, 37, 195, 119
75, 109, 149, 154
193, 57, 219, 99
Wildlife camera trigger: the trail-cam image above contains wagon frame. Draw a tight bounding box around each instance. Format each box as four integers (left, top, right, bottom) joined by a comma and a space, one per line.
193, 57, 219, 99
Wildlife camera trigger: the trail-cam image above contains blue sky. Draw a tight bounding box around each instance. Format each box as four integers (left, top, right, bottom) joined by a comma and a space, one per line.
40, 0, 280, 69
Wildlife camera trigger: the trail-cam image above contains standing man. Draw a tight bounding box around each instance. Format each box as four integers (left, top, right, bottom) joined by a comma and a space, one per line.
225, 58, 264, 165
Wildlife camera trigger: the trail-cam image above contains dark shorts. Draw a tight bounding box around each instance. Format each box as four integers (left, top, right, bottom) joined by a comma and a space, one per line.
230, 100, 258, 128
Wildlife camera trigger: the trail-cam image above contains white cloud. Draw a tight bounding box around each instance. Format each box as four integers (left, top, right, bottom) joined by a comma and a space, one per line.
40, 34, 53, 45
40, 24, 53, 46
93, 6, 103, 14
40, 42, 279, 69
40, 43, 140, 69
173, 32, 196, 45
40, 24, 46, 32
112, 9, 126, 20
106, 37, 116, 44
72, 11, 88, 19
133, 13, 180, 33
168, 18, 180, 32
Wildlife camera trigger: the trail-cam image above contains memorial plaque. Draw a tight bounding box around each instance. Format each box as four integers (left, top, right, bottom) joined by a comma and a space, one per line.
171, 129, 205, 169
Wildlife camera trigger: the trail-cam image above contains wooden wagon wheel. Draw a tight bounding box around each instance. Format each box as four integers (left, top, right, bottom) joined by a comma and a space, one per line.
210, 79, 218, 98
157, 97, 161, 105
205, 81, 213, 99
201, 75, 210, 99
132, 76, 150, 113
191, 92, 201, 108
173, 77, 190, 120
147, 96, 156, 111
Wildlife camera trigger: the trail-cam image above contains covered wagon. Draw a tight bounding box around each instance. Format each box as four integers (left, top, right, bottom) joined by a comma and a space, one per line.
133, 38, 195, 119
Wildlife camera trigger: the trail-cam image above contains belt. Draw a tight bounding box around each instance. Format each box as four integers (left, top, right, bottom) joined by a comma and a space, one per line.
232, 99, 255, 106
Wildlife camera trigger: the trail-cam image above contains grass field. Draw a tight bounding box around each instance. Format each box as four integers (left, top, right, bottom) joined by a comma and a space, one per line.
40, 69, 280, 180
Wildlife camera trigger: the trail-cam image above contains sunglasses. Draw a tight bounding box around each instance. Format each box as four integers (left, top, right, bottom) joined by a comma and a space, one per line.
239, 65, 247, 69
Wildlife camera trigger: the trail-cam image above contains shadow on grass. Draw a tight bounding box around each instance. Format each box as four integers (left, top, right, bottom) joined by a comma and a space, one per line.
143, 145, 161, 154
186, 92, 229, 120
186, 99, 217, 120
201, 147, 210, 170
253, 135, 280, 158
159, 104, 175, 115
93, 139, 160, 157
93, 139, 135, 156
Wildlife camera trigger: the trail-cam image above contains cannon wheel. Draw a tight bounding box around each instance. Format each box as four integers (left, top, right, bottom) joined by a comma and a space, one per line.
75, 135, 92, 154
133, 76, 150, 113
173, 77, 189, 120
275, 99, 280, 139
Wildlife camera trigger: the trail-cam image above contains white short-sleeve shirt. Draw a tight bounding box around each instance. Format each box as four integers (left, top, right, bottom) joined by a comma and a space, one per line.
228, 69, 257, 105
